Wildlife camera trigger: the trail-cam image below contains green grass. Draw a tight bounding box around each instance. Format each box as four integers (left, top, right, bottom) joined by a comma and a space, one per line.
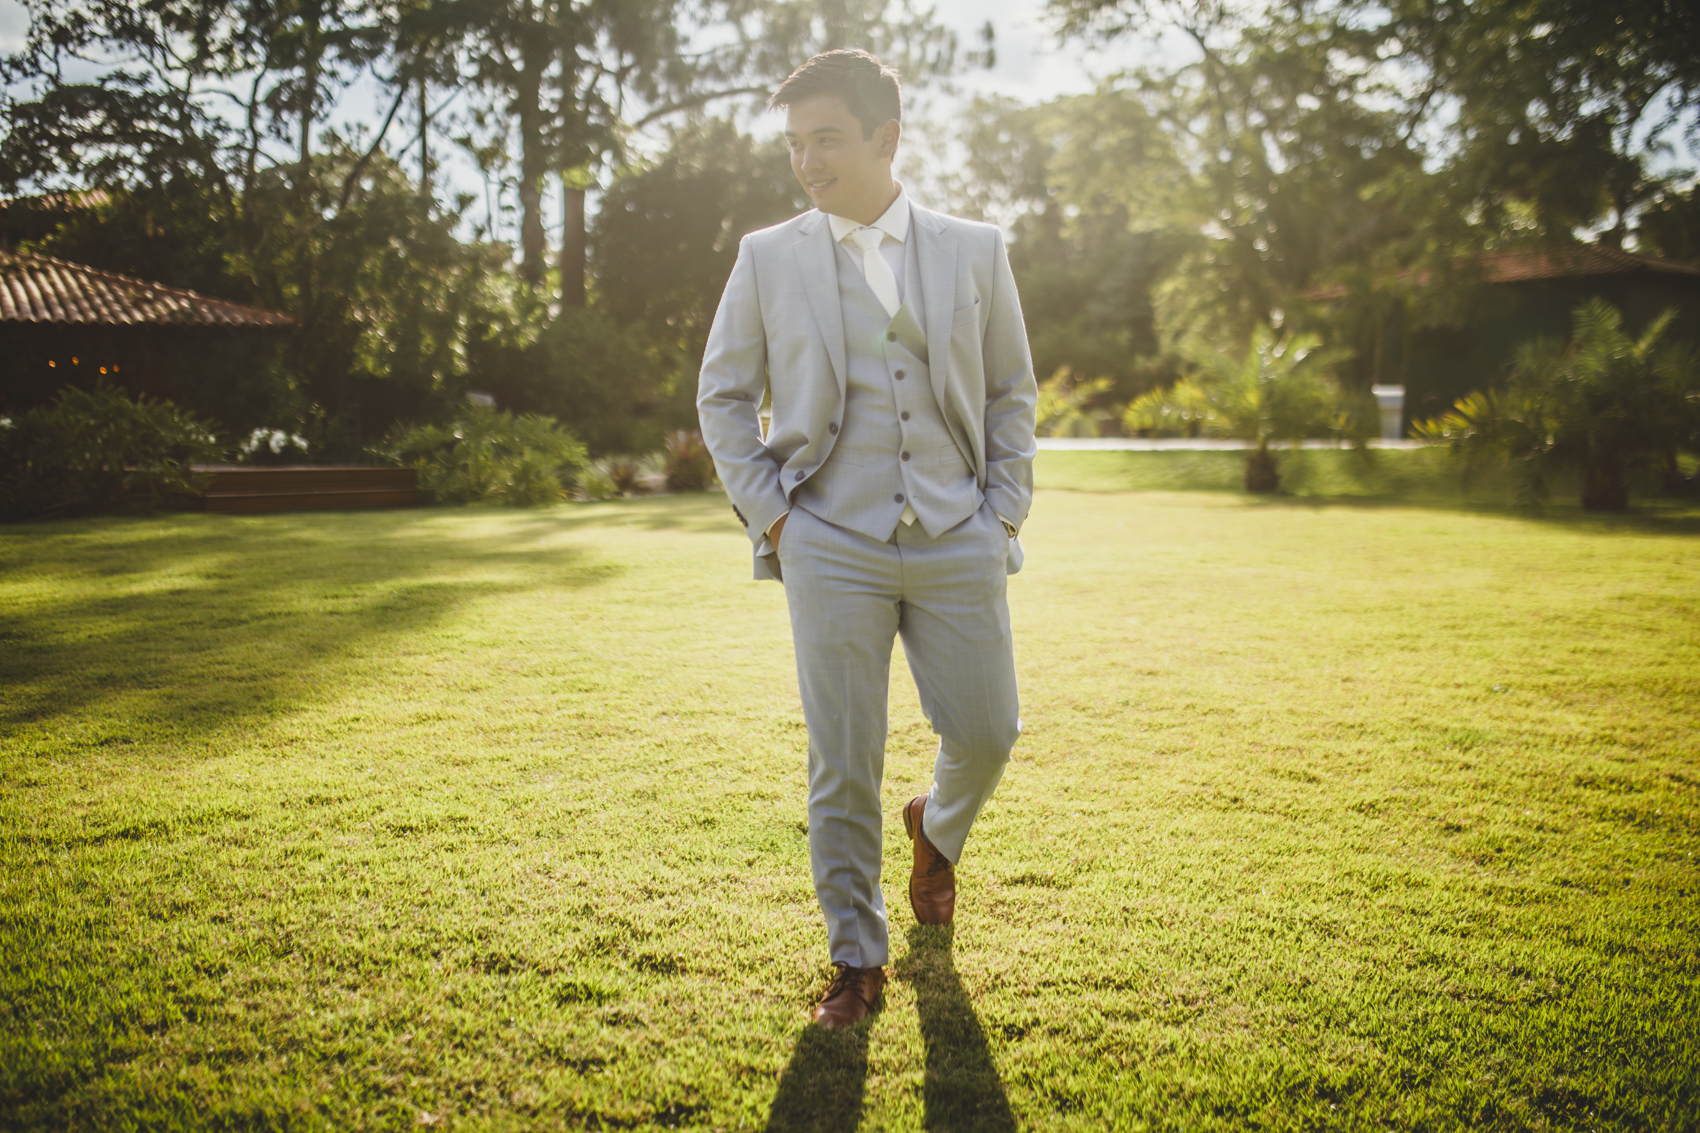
1032, 444, 1695, 508
2, 460, 1698, 1131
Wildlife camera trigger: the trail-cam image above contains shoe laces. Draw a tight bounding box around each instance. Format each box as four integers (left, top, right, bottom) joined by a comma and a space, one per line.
823, 964, 869, 1005
925, 845, 953, 877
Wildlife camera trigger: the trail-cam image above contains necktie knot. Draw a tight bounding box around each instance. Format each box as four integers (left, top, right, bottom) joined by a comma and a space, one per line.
843, 225, 901, 318
846, 226, 885, 253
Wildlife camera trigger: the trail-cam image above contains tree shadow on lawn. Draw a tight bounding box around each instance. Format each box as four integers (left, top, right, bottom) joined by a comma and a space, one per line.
764, 924, 1015, 1133
0, 509, 620, 743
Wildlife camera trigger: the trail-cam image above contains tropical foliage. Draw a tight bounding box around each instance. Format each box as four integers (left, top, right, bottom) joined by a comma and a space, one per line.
1124, 327, 1355, 492
661, 430, 716, 492
1415, 300, 1700, 511
1035, 370, 1117, 438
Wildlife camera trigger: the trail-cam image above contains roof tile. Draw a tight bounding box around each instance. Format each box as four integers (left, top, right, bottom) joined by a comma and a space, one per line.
0, 250, 294, 328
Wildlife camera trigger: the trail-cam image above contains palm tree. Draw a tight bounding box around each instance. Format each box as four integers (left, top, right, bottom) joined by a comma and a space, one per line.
1416, 300, 1700, 511
1124, 325, 1353, 492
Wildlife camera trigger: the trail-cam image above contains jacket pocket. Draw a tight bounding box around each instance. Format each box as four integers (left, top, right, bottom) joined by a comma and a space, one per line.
950, 300, 981, 327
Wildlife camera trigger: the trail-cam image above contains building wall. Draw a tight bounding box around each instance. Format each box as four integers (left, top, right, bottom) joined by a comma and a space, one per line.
0, 324, 296, 439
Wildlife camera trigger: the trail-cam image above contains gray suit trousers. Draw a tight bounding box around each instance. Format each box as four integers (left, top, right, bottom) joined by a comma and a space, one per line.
777, 500, 1021, 969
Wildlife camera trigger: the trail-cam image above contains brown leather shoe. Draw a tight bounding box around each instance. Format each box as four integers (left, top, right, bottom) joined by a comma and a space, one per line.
903, 794, 956, 925
810, 963, 885, 1028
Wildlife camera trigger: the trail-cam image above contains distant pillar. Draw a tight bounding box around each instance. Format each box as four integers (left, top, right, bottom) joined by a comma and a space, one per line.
1371, 385, 1406, 440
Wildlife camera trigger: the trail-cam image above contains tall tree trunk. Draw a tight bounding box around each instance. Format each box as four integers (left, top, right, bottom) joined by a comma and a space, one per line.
559, 177, 585, 308
297, 2, 322, 328
515, 11, 549, 289
418, 72, 430, 199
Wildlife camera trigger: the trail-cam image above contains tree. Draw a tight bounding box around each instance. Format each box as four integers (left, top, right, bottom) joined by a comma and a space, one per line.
1124, 325, 1354, 492
1384, 0, 1700, 249
1415, 299, 1700, 511
951, 92, 1189, 400
591, 118, 802, 429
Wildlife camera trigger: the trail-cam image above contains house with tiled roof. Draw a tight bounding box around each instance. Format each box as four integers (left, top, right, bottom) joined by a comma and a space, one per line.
0, 249, 295, 427
1311, 243, 1700, 432
1, 250, 294, 329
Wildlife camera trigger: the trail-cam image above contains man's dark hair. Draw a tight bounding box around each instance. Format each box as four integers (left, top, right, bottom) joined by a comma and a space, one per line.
769, 49, 902, 138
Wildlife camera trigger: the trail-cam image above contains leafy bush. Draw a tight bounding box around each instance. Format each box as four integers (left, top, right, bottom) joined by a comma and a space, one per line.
1124, 326, 1355, 492
387, 407, 588, 506
606, 459, 644, 495
1036, 369, 1116, 437
576, 464, 623, 501
0, 384, 223, 522
662, 430, 715, 491
1415, 300, 1700, 511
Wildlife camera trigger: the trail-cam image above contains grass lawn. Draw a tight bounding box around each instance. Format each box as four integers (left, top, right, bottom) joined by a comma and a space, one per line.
2, 453, 1698, 1131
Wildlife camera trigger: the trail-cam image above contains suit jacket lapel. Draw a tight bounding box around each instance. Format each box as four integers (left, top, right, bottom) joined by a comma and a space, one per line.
793, 215, 847, 398
914, 208, 958, 408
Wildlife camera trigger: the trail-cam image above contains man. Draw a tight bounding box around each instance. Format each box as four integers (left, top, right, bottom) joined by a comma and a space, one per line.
696, 49, 1037, 1030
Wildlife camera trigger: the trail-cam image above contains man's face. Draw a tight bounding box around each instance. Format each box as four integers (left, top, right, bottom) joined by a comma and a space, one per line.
785, 93, 899, 224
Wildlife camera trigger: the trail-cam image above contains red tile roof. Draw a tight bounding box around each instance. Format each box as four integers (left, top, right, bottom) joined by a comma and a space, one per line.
1307, 244, 1700, 301
0, 250, 294, 328
1475, 244, 1700, 283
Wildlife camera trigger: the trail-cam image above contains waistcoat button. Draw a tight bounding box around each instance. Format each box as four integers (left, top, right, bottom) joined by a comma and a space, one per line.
795, 471, 805, 482
894, 369, 906, 380
894, 492, 905, 503
886, 331, 897, 342
901, 451, 911, 461
900, 411, 910, 421
828, 422, 839, 434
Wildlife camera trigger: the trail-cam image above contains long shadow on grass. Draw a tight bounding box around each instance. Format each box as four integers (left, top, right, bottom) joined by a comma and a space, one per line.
764, 1016, 872, 1133
0, 510, 618, 740
898, 924, 1017, 1133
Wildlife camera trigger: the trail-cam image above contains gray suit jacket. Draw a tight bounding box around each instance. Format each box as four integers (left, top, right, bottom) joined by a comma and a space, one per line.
697, 202, 1038, 580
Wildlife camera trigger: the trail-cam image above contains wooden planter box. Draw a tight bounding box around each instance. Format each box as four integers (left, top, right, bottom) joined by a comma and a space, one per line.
194, 465, 418, 513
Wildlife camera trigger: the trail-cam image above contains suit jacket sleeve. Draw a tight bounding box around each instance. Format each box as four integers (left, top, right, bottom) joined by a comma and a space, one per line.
697, 235, 791, 548
979, 228, 1038, 531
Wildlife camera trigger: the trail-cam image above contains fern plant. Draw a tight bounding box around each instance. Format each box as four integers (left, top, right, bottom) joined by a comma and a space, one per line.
1124, 325, 1353, 492
1415, 300, 1700, 511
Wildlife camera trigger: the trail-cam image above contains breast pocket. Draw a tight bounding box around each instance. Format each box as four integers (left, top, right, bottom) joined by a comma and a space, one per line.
950, 300, 982, 328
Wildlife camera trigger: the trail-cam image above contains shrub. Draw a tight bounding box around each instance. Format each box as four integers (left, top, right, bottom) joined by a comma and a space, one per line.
576, 464, 623, 501
1036, 369, 1116, 437
386, 407, 588, 506
1124, 326, 1355, 493
606, 459, 643, 495
0, 384, 223, 522
1415, 299, 1700, 512
662, 430, 715, 492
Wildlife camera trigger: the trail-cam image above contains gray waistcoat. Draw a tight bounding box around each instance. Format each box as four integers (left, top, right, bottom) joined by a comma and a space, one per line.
794, 235, 981, 541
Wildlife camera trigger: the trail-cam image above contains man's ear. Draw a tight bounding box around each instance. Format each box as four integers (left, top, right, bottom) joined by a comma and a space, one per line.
877, 119, 901, 159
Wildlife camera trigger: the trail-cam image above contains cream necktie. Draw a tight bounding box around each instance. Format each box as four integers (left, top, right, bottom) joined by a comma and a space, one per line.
845, 226, 901, 318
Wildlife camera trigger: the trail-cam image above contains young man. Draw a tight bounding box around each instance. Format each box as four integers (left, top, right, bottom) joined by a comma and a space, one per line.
696, 49, 1037, 1029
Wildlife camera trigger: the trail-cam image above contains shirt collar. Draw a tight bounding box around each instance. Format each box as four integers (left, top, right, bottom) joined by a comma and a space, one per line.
826, 182, 910, 245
